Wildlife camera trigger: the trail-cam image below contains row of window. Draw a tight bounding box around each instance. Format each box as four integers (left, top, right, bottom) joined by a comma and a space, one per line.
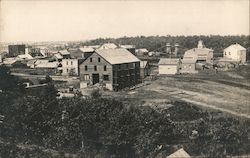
85, 65, 107, 71
224, 52, 231, 55
83, 74, 109, 81
90, 57, 101, 62
66, 61, 74, 65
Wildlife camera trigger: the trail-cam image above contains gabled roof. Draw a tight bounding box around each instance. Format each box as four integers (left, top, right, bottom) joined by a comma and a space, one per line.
59, 50, 70, 55
158, 58, 180, 65
224, 43, 246, 51
184, 48, 213, 58
95, 48, 140, 65
98, 43, 118, 50
35, 60, 59, 68
17, 53, 33, 60
181, 58, 197, 64
167, 148, 191, 158
79, 47, 95, 53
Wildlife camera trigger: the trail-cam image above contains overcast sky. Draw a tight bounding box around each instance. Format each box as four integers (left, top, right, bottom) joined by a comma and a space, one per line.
0, 0, 249, 42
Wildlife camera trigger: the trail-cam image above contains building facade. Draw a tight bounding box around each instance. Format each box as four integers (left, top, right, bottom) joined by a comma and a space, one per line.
8, 45, 25, 57
223, 43, 247, 64
180, 59, 198, 74
58, 59, 79, 76
79, 48, 140, 91
158, 58, 181, 75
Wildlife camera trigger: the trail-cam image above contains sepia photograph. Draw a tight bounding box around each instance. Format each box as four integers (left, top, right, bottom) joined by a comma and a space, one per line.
0, 0, 249, 157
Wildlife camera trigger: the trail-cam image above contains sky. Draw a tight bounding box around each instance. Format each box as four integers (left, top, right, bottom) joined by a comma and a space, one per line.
0, 0, 249, 43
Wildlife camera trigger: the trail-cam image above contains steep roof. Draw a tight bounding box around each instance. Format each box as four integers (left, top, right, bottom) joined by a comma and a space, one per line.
167, 148, 191, 158
98, 43, 118, 50
158, 58, 180, 65
95, 48, 140, 65
35, 60, 59, 68
224, 43, 246, 51
59, 50, 70, 55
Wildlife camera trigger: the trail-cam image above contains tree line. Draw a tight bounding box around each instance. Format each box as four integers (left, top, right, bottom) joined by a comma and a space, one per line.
0, 65, 250, 157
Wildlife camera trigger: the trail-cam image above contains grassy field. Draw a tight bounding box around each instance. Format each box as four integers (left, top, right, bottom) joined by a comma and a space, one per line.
105, 64, 250, 118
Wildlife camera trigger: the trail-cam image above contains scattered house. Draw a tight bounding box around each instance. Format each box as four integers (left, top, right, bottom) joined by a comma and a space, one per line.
16, 53, 33, 60
3, 58, 18, 66
120, 45, 136, 54
223, 43, 247, 64
135, 48, 149, 56
8, 44, 25, 57
76, 47, 95, 59
27, 59, 37, 68
58, 59, 79, 76
98, 43, 118, 50
180, 58, 198, 74
37, 46, 50, 57
34, 60, 59, 74
58, 49, 71, 59
29, 48, 43, 57
140, 60, 149, 78
79, 48, 140, 91
158, 58, 181, 75
166, 148, 191, 158
183, 40, 213, 63
53, 53, 63, 61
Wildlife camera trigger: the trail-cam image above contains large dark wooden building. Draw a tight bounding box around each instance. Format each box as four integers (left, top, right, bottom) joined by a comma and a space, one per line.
8, 45, 25, 57
79, 48, 141, 91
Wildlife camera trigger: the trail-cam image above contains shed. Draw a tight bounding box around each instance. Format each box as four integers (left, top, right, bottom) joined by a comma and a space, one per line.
180, 58, 198, 74
140, 60, 149, 78
158, 58, 180, 75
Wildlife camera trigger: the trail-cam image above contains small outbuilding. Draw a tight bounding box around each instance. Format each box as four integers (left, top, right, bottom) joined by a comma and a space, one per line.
158, 58, 181, 75
223, 43, 247, 64
180, 58, 198, 74
140, 60, 149, 78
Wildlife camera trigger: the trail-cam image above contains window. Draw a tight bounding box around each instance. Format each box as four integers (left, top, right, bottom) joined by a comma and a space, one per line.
104, 65, 107, 71
84, 74, 90, 80
98, 57, 101, 62
94, 65, 97, 71
229, 52, 231, 55
66, 61, 68, 65
103, 75, 109, 81
85, 65, 88, 71
224, 52, 227, 56
71, 61, 73, 65
90, 58, 92, 62
66, 68, 68, 72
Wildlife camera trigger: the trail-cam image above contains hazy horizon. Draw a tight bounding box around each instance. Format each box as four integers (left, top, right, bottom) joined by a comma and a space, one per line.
0, 0, 249, 43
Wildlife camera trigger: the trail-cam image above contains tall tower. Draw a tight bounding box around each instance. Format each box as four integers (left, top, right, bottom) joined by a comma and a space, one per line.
197, 40, 205, 48
166, 43, 171, 54
174, 43, 179, 57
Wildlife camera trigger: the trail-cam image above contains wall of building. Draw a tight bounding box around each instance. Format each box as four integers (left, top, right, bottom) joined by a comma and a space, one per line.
180, 63, 197, 74
159, 65, 179, 75
79, 53, 113, 90
224, 48, 246, 63
8, 45, 25, 57
60, 59, 79, 76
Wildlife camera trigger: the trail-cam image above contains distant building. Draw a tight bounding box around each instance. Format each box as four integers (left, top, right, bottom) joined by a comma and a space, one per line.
98, 43, 118, 50
120, 45, 136, 55
180, 58, 198, 74
58, 59, 79, 76
79, 48, 140, 91
77, 47, 95, 59
29, 48, 43, 57
140, 60, 149, 78
8, 45, 25, 57
58, 50, 71, 59
183, 40, 213, 63
158, 58, 181, 75
223, 43, 247, 64
167, 148, 191, 158
135, 48, 149, 56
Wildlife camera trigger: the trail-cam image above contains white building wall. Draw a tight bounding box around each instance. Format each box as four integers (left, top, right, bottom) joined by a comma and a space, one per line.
159, 65, 178, 75
61, 59, 79, 75
224, 47, 246, 63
